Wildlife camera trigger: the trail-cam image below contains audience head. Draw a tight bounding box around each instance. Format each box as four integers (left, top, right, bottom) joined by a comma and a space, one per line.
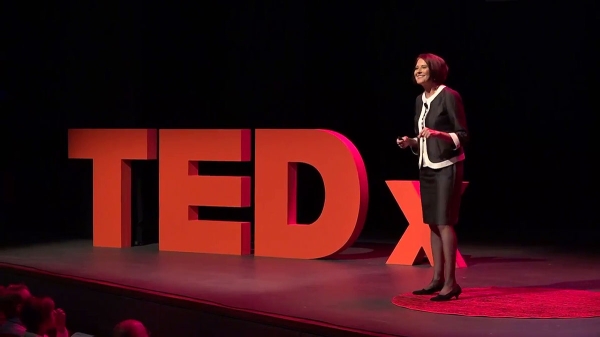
113, 319, 149, 337
0, 283, 31, 319
20, 296, 56, 335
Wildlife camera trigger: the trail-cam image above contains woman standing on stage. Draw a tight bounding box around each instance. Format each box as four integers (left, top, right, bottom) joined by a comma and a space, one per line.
397, 53, 468, 301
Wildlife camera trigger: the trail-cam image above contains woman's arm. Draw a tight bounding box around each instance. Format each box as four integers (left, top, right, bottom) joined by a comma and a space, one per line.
443, 91, 468, 149
409, 137, 419, 155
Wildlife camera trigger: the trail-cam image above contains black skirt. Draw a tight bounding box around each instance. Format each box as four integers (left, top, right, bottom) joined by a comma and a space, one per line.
419, 161, 464, 226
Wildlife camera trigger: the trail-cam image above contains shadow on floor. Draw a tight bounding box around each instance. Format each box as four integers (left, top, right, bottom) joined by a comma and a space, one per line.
463, 255, 546, 266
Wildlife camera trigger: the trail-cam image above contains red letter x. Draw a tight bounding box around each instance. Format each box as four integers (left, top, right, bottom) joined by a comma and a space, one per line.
385, 180, 468, 268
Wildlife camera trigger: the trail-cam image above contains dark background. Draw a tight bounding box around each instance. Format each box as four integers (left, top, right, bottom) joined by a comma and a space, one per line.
1, 2, 594, 250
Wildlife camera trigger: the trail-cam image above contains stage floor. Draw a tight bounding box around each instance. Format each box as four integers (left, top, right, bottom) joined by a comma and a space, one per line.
1, 240, 599, 337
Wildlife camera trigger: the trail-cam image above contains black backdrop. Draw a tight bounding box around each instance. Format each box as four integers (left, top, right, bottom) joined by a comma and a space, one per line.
2, 2, 594, 249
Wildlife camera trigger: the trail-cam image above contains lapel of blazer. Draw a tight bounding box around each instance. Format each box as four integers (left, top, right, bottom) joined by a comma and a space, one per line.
425, 89, 445, 127
414, 95, 423, 129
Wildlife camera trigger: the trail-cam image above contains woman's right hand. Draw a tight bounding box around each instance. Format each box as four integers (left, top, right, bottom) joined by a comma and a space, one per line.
396, 136, 416, 149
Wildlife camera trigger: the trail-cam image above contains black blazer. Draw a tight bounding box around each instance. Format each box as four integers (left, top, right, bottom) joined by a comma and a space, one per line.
414, 87, 468, 162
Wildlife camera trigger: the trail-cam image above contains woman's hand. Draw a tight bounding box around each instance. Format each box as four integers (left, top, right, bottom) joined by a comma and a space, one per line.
397, 136, 417, 149
419, 127, 442, 138
419, 127, 456, 145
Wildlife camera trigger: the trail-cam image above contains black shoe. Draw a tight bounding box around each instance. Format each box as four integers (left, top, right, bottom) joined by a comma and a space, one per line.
412, 282, 444, 295
430, 285, 462, 301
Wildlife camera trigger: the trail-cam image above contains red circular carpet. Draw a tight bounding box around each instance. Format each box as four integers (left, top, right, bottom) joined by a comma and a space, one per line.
392, 287, 600, 319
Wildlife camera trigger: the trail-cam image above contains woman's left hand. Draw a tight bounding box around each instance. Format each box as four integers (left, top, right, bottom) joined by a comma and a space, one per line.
419, 127, 441, 138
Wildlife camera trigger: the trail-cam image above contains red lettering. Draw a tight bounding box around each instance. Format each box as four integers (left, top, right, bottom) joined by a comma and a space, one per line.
158, 129, 252, 255
254, 129, 369, 259
68, 129, 157, 248
385, 180, 468, 267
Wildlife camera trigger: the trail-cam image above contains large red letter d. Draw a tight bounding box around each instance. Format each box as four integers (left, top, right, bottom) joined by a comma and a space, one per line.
254, 129, 369, 259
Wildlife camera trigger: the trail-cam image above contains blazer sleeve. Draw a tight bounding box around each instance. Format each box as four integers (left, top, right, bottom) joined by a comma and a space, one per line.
446, 90, 468, 148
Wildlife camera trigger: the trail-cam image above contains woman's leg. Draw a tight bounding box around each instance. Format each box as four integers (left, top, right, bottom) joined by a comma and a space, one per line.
437, 161, 463, 294
414, 166, 448, 294
429, 224, 444, 284
438, 224, 458, 294
413, 225, 445, 294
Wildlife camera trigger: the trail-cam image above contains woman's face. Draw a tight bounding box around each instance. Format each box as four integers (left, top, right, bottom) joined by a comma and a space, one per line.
414, 58, 430, 85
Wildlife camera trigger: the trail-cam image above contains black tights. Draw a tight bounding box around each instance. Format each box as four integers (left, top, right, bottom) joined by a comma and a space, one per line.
428, 224, 458, 291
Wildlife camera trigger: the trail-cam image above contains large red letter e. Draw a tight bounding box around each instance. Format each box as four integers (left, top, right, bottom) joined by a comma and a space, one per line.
158, 129, 251, 255
254, 129, 369, 259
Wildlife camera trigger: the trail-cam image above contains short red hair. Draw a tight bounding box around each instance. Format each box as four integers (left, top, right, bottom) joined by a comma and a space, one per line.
414, 53, 449, 84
